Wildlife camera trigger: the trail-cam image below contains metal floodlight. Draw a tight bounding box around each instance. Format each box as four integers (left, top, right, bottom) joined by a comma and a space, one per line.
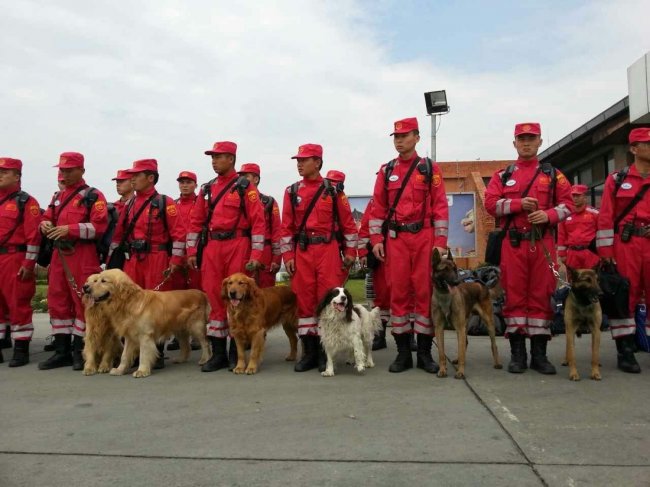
424, 90, 449, 115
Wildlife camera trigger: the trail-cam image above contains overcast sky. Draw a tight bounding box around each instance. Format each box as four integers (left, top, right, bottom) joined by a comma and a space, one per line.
1, 0, 648, 206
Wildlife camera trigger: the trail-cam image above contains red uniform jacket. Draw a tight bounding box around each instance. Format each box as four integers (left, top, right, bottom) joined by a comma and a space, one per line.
111, 187, 186, 266
43, 179, 109, 249
261, 193, 282, 268
0, 185, 42, 270
597, 165, 650, 259
358, 199, 372, 258
557, 206, 598, 258
113, 196, 132, 216
279, 176, 358, 264
485, 158, 573, 231
176, 194, 197, 221
368, 153, 449, 248
186, 172, 265, 262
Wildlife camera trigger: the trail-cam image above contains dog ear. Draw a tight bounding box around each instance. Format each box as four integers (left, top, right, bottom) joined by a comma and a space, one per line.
221, 277, 230, 301
432, 248, 442, 269
247, 276, 261, 300
566, 265, 579, 283
316, 289, 335, 317
446, 247, 454, 263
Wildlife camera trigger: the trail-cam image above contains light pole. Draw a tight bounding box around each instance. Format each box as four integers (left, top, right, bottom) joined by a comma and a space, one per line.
424, 90, 450, 160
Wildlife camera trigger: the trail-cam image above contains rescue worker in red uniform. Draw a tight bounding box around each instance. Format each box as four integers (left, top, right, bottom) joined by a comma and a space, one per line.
596, 127, 650, 373
358, 198, 390, 350
325, 170, 352, 285
280, 144, 358, 372
557, 184, 600, 269
109, 159, 186, 369
187, 141, 265, 372
485, 123, 573, 375
39, 152, 109, 371
112, 169, 134, 215
238, 163, 281, 288
0, 158, 42, 367
369, 118, 449, 373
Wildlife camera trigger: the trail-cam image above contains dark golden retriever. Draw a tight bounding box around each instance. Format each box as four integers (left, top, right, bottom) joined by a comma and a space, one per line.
82, 286, 123, 376
82, 269, 211, 378
222, 273, 298, 374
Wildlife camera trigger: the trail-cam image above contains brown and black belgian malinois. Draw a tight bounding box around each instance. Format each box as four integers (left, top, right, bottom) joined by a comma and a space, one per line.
563, 266, 602, 381
431, 249, 502, 379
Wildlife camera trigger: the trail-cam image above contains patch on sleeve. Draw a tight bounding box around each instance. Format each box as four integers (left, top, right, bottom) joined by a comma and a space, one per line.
166, 205, 177, 217
273, 206, 280, 215
432, 174, 442, 187
94, 200, 106, 212
340, 194, 350, 208
29, 204, 40, 216
248, 191, 258, 203
557, 173, 568, 186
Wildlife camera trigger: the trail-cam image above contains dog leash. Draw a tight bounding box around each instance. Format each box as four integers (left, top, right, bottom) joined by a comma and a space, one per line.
57, 246, 84, 299
532, 225, 571, 288
152, 268, 173, 291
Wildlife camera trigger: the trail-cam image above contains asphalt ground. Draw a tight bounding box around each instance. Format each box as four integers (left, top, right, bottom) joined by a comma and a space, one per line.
1, 314, 649, 487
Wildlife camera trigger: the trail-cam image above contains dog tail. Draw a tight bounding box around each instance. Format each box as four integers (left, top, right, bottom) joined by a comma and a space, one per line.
369, 307, 382, 333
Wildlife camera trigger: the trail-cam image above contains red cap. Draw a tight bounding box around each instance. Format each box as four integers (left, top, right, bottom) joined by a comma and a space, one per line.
176, 170, 197, 182
629, 128, 650, 144
390, 117, 419, 135
125, 159, 158, 174
0, 157, 22, 171
514, 123, 541, 137
112, 169, 131, 181
205, 141, 237, 155
325, 170, 345, 183
291, 143, 323, 159
571, 184, 588, 195
53, 152, 84, 169
238, 163, 261, 176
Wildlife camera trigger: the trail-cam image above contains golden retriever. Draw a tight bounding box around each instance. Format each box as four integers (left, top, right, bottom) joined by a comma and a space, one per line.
222, 273, 298, 374
82, 269, 211, 378
82, 286, 123, 375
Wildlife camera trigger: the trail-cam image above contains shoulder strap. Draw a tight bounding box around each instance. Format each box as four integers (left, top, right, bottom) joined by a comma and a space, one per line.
297, 184, 326, 235
151, 194, 169, 234
121, 193, 157, 244
52, 184, 88, 225
383, 159, 397, 186
500, 164, 516, 186
202, 177, 239, 232
613, 183, 650, 231
500, 167, 542, 232
0, 191, 32, 248
386, 157, 421, 225
614, 166, 630, 192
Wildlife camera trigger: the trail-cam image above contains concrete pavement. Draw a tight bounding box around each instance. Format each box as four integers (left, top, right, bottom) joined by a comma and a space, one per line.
0, 314, 649, 486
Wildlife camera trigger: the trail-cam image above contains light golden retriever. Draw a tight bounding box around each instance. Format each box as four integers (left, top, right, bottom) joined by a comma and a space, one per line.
82, 269, 211, 378
82, 287, 123, 375
222, 273, 298, 374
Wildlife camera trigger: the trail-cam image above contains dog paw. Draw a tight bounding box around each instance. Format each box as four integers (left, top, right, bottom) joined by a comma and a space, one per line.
591, 372, 602, 381
355, 366, 365, 374
561, 361, 568, 366
284, 354, 296, 362
321, 370, 334, 377
97, 365, 111, 373
454, 371, 465, 380
83, 368, 97, 376
494, 364, 503, 370
198, 358, 209, 366
132, 369, 151, 378
109, 367, 124, 376
569, 373, 580, 381
437, 369, 448, 378
233, 367, 246, 374
365, 361, 375, 368
245, 367, 257, 375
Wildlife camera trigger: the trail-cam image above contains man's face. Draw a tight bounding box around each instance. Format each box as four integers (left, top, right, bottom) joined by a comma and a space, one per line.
631, 142, 650, 164
115, 179, 133, 197
393, 131, 420, 155
240, 173, 260, 186
572, 193, 587, 208
296, 157, 320, 179
60, 167, 85, 187
178, 178, 197, 196
0, 169, 20, 189
211, 154, 234, 175
513, 134, 542, 159
131, 172, 154, 192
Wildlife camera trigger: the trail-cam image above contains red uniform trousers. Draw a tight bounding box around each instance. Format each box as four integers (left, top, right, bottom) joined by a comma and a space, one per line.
124, 251, 173, 291
202, 237, 251, 338
385, 230, 433, 336
565, 248, 600, 270
257, 246, 276, 288
501, 237, 555, 338
372, 262, 391, 324
170, 266, 202, 290
48, 243, 101, 337
609, 234, 650, 338
292, 240, 344, 336
0, 253, 36, 341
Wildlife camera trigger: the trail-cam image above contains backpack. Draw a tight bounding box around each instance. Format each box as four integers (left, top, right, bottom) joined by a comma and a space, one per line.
383, 157, 434, 187
81, 188, 121, 261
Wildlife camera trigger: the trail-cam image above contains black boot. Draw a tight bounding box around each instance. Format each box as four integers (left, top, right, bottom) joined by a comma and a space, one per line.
529, 335, 557, 375
0, 349, 3, 363
409, 329, 417, 351
201, 337, 228, 372
227, 338, 238, 371
389, 333, 413, 373
153, 343, 165, 370
167, 337, 180, 351
294, 335, 319, 372
38, 334, 73, 370
43, 335, 55, 352
416, 334, 439, 373
72, 335, 85, 371
615, 335, 641, 373
0, 325, 11, 349
9, 340, 30, 368
507, 334, 527, 374
372, 321, 387, 351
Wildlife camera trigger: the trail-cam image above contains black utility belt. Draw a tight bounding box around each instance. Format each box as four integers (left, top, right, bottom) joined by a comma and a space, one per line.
388, 220, 425, 234
209, 230, 251, 241
507, 228, 549, 247
128, 240, 170, 253
53, 239, 92, 250
568, 245, 589, 250
618, 223, 650, 242
0, 245, 27, 254
294, 233, 333, 245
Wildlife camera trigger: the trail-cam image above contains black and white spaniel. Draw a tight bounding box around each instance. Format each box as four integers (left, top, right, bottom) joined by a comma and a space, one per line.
316, 287, 381, 377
